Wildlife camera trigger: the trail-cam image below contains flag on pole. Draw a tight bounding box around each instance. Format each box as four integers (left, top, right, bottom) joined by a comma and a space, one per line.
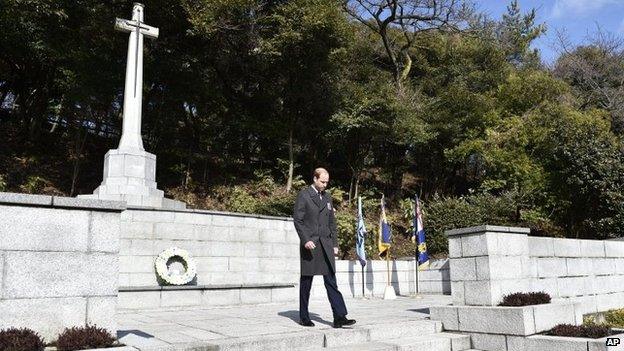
355, 197, 367, 267
413, 196, 430, 270
378, 195, 391, 258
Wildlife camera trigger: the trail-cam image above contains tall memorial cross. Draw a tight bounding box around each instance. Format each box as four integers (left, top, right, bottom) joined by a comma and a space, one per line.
114, 3, 158, 151
78, 3, 186, 209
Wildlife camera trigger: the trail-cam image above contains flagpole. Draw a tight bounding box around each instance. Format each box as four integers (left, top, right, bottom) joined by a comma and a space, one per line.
414, 251, 418, 294
386, 247, 391, 286
361, 264, 365, 297
413, 196, 425, 298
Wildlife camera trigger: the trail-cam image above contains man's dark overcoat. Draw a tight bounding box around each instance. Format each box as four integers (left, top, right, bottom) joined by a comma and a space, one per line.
293, 186, 338, 276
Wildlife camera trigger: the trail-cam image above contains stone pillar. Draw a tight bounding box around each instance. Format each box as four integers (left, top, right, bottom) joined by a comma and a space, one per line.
446, 225, 530, 306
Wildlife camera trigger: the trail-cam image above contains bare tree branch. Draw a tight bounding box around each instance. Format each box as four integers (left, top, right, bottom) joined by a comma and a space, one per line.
342, 0, 469, 92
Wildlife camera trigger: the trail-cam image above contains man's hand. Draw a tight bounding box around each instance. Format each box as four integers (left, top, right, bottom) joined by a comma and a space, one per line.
304, 241, 316, 250
334, 247, 339, 255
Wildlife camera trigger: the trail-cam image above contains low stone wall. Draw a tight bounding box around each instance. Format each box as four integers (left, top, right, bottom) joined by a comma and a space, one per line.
118, 208, 300, 308
529, 235, 624, 315
447, 225, 624, 315
119, 206, 452, 307
0, 192, 123, 341
418, 259, 451, 294
310, 258, 450, 299
432, 224, 624, 351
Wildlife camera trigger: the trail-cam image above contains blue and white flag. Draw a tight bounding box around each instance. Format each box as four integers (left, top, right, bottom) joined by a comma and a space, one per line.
355, 197, 367, 267
413, 196, 430, 270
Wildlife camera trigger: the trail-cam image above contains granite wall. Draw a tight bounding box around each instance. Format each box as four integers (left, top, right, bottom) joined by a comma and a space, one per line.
118, 208, 300, 309
118, 207, 451, 308
310, 258, 450, 299
0, 192, 123, 341
447, 225, 624, 315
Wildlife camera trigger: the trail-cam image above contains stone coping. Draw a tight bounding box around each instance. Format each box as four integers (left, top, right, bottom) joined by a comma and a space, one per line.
430, 302, 578, 336
0, 191, 126, 211
119, 283, 295, 292
125, 206, 294, 221
445, 225, 530, 237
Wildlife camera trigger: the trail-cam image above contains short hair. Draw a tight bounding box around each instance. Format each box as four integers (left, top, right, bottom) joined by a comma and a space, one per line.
313, 167, 329, 179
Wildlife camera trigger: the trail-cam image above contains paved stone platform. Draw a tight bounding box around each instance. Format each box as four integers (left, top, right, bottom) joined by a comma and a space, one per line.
116, 294, 485, 351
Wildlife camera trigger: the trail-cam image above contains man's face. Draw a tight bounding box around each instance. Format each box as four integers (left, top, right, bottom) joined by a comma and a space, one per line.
313, 172, 329, 192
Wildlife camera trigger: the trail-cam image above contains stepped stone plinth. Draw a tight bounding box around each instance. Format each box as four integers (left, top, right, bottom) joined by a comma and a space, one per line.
79, 148, 185, 209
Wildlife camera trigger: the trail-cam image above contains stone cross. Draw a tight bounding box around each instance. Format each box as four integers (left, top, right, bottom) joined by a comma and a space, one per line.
79, 3, 185, 209
114, 3, 159, 151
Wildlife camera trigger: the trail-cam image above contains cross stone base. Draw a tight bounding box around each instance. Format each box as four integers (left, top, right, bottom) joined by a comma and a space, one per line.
78, 149, 186, 210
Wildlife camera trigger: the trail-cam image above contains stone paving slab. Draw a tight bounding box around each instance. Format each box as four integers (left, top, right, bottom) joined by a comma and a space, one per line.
117, 294, 452, 350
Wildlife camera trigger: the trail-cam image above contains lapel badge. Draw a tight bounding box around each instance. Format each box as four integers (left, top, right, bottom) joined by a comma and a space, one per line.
327, 202, 332, 210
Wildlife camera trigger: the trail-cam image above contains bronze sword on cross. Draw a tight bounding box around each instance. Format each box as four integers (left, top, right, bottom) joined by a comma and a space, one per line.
114, 3, 158, 151
114, 4, 159, 97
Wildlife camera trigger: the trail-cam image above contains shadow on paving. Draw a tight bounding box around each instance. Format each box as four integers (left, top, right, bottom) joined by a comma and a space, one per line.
409, 307, 430, 314
118, 330, 154, 339
277, 310, 333, 327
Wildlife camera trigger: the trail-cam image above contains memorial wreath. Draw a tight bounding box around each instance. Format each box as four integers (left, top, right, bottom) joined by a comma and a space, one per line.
154, 247, 197, 285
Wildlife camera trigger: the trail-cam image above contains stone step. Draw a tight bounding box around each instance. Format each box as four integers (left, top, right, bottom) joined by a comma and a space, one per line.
298, 331, 472, 351
388, 332, 471, 351
299, 341, 396, 351
197, 320, 449, 351
365, 319, 442, 340
201, 331, 326, 351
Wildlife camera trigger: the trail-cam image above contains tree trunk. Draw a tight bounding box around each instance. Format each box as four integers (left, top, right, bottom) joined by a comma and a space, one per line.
202, 156, 209, 186
354, 174, 360, 203
184, 144, 192, 188
348, 176, 354, 205
70, 123, 89, 197
285, 128, 294, 192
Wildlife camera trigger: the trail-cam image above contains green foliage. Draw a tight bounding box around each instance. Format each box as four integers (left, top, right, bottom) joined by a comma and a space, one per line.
335, 210, 356, 258
423, 193, 511, 255
19, 176, 49, 194
227, 186, 260, 215
0, 175, 6, 192
496, 0, 546, 68
605, 309, 624, 328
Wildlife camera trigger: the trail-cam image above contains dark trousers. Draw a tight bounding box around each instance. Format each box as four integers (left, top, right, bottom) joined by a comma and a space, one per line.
299, 273, 348, 321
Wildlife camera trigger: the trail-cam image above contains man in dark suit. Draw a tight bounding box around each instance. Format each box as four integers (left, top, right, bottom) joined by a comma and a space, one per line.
293, 167, 356, 328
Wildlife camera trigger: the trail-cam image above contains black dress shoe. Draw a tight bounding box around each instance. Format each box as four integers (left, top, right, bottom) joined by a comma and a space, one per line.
333, 316, 356, 328
300, 319, 315, 327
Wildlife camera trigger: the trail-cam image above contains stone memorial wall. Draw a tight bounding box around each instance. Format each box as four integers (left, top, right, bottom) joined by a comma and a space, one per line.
118, 208, 300, 309
310, 258, 450, 299
118, 207, 451, 308
0, 192, 123, 341
447, 225, 624, 315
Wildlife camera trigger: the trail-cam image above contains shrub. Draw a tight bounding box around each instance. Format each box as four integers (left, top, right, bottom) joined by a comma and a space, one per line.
0, 328, 45, 351
547, 324, 610, 338
605, 309, 624, 328
19, 175, 49, 194
227, 186, 259, 214
56, 325, 116, 351
498, 291, 551, 306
